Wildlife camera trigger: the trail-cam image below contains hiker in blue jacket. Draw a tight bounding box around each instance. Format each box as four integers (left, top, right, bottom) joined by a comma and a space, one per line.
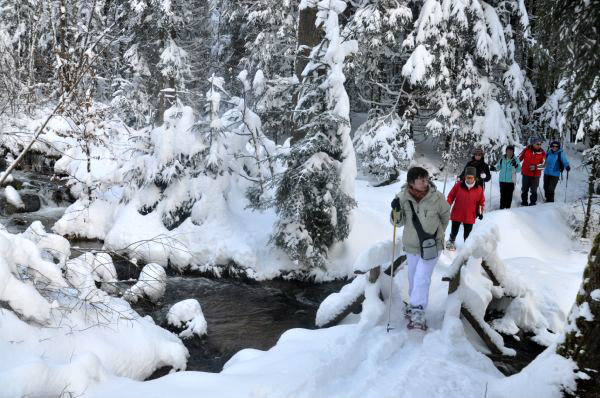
543, 141, 570, 202
492, 145, 521, 209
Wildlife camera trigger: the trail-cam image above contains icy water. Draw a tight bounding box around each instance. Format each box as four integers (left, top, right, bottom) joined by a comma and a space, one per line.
133, 276, 344, 374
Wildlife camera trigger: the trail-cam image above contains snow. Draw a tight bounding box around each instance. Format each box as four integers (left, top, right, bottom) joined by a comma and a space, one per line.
475, 100, 515, 147
84, 194, 586, 398
402, 44, 433, 85
0, 225, 189, 397
0, 158, 589, 397
167, 299, 208, 338
315, 274, 367, 327
4, 185, 24, 208
125, 263, 167, 304
592, 289, 600, 301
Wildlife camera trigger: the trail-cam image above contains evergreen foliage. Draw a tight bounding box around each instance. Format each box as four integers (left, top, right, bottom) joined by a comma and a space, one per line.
273, 0, 357, 271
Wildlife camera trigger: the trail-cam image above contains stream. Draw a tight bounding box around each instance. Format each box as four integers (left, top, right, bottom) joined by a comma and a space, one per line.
0, 163, 346, 375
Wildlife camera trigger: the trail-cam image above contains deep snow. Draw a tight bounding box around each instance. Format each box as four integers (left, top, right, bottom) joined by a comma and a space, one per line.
84, 175, 588, 398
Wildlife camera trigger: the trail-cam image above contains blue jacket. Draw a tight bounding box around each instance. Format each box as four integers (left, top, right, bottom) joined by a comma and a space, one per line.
544, 148, 570, 177
495, 156, 521, 183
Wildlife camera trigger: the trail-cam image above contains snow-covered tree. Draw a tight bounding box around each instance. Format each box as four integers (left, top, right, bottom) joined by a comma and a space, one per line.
537, 0, 600, 239
119, 73, 274, 231
402, 0, 533, 166
354, 110, 415, 183
343, 0, 414, 110
273, 0, 357, 271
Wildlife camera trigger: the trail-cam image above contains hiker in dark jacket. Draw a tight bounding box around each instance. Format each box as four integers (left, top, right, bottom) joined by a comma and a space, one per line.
446, 166, 485, 250
519, 137, 546, 206
459, 148, 491, 188
543, 141, 570, 202
492, 145, 521, 209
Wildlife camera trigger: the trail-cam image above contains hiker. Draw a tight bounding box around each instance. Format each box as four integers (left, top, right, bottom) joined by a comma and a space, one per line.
445, 166, 485, 251
543, 141, 570, 202
458, 148, 491, 188
491, 145, 521, 209
390, 166, 450, 331
519, 137, 546, 206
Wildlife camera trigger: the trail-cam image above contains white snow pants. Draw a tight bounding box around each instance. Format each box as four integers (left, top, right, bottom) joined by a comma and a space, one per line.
406, 253, 438, 309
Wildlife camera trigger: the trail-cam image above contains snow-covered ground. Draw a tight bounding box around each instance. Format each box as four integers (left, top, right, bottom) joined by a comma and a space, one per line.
0, 108, 592, 397
70, 178, 588, 397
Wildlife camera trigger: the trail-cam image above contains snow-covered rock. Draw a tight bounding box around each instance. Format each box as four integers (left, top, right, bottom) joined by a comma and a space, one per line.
167, 299, 208, 338
125, 263, 167, 304
4, 185, 24, 208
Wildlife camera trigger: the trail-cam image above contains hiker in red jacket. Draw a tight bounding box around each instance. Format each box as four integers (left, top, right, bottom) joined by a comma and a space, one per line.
445, 167, 485, 250
519, 137, 546, 206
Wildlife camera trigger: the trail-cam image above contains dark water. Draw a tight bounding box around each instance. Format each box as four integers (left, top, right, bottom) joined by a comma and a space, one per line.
132, 276, 344, 373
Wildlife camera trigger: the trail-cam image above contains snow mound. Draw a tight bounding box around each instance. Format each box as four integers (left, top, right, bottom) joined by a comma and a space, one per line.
125, 262, 167, 303
0, 225, 189, 397
21, 220, 71, 267
167, 299, 208, 338
445, 222, 563, 347
4, 185, 24, 208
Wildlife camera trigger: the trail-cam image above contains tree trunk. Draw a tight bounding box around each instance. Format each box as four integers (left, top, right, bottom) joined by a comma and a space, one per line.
582, 131, 599, 238
556, 233, 600, 398
294, 6, 322, 83
292, 5, 323, 144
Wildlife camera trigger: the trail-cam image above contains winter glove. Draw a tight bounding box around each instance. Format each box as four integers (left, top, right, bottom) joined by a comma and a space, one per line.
391, 197, 401, 212
511, 159, 517, 168
490, 165, 496, 172
477, 211, 483, 220
566, 165, 571, 172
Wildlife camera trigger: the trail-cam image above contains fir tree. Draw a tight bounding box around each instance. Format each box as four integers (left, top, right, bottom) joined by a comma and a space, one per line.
402, 0, 532, 166
273, 0, 357, 271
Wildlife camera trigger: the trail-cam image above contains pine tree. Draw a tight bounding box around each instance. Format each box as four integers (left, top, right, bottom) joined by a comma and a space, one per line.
402, 0, 533, 167
273, 0, 357, 272
354, 110, 415, 183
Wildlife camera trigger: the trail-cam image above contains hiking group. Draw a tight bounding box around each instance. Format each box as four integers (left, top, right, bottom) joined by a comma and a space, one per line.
389, 138, 570, 331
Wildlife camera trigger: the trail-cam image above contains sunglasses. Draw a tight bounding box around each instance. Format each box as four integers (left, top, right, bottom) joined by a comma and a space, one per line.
551, 145, 559, 148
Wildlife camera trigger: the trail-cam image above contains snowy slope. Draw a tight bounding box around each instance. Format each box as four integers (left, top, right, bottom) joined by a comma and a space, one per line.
85, 181, 587, 398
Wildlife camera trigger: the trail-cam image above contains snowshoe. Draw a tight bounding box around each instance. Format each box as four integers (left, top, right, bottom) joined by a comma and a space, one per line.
404, 305, 411, 321
407, 305, 428, 331
445, 240, 456, 251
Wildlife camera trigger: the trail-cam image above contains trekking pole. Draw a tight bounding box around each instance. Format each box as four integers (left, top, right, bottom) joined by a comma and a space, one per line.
564, 170, 569, 202
386, 223, 398, 333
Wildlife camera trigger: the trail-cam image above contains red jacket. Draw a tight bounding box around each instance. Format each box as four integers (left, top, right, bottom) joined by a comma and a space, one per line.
519, 146, 546, 177
447, 181, 485, 224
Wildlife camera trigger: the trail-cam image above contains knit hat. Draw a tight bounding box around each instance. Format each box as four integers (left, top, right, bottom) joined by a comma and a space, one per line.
530, 136, 543, 145
465, 166, 477, 177
549, 140, 560, 148
473, 148, 484, 155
